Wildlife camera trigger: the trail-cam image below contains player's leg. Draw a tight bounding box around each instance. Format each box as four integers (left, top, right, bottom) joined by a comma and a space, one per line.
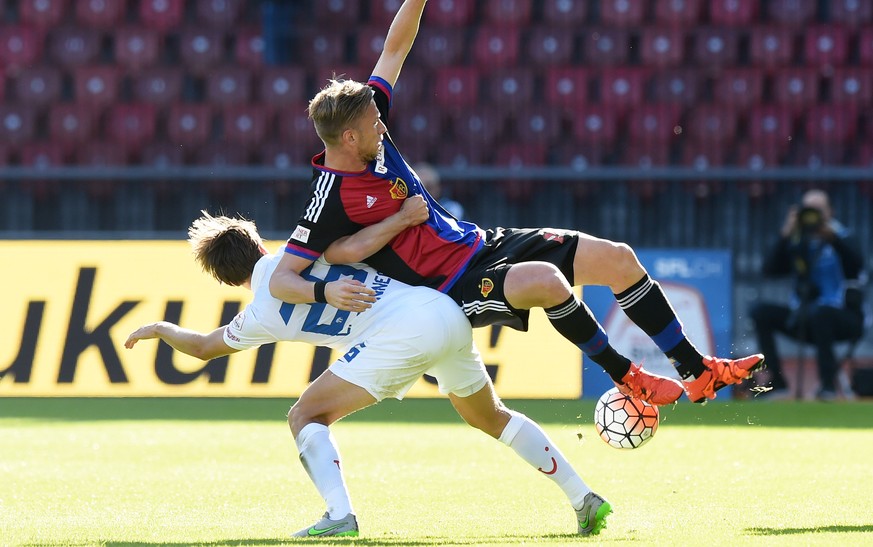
571, 232, 765, 403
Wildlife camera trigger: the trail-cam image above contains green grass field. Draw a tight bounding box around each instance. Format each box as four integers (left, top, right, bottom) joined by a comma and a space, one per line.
2, 397, 872, 546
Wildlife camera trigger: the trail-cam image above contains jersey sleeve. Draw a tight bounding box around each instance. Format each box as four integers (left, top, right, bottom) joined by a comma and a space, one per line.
368, 77, 392, 123
223, 309, 275, 351
285, 175, 360, 260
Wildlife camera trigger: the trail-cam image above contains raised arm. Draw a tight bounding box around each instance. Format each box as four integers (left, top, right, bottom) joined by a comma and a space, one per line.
371, 0, 427, 87
124, 322, 236, 361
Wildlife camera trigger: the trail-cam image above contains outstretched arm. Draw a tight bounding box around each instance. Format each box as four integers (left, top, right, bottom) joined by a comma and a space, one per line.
124, 322, 236, 361
324, 195, 429, 264
371, 0, 427, 87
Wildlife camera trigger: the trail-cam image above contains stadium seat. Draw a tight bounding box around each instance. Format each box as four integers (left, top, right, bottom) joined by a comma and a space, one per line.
640, 28, 685, 68
445, 105, 506, 148
196, 0, 242, 29
803, 26, 850, 68
494, 143, 547, 167
107, 104, 158, 155
312, 65, 367, 89
356, 26, 387, 68
205, 66, 253, 105
570, 106, 619, 145
627, 104, 682, 144
0, 144, 9, 166
805, 104, 858, 144
749, 26, 795, 68
654, 0, 703, 25
772, 68, 820, 110
791, 142, 846, 167
681, 142, 727, 169
133, 67, 184, 106
141, 142, 185, 167
179, 27, 225, 75
544, 67, 591, 108
258, 142, 302, 168
582, 28, 630, 66
709, 0, 758, 26
484, 0, 533, 25
712, 68, 765, 108
222, 104, 269, 150
512, 105, 563, 144
486, 68, 535, 107
830, 0, 873, 26
862, 27, 873, 66
416, 0, 476, 27
598, 67, 648, 112
297, 29, 346, 68
73, 65, 121, 107
621, 142, 671, 168
13, 66, 62, 107
391, 66, 427, 104
234, 26, 264, 72
114, 26, 161, 73
410, 28, 465, 67
525, 26, 576, 66
194, 141, 249, 166
766, 0, 816, 27
313, 0, 361, 28
746, 105, 794, 152
435, 141, 491, 168
649, 69, 702, 105
139, 0, 184, 33
48, 103, 97, 154
276, 104, 322, 149
167, 103, 213, 148
258, 67, 307, 108
49, 26, 100, 68
550, 142, 605, 170
0, 25, 43, 74
600, 0, 645, 27
472, 26, 521, 69
20, 141, 66, 167
734, 140, 784, 169
830, 68, 873, 105
19, 0, 65, 29
76, 140, 128, 166
542, 0, 589, 26
433, 67, 480, 108
685, 105, 738, 143
76, 0, 124, 29
391, 105, 443, 149
693, 27, 740, 67
856, 142, 873, 166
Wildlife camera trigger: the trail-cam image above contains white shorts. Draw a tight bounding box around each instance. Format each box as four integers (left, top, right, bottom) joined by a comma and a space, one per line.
328, 293, 488, 401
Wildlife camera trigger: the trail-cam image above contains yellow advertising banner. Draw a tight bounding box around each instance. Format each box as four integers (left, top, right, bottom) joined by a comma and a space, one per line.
0, 241, 582, 398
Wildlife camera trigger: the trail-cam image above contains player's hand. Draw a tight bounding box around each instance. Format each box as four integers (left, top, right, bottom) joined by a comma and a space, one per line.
398, 195, 429, 227
781, 205, 798, 238
326, 279, 377, 312
124, 323, 163, 349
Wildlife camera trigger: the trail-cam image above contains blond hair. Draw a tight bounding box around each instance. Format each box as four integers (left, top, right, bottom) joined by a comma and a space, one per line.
307, 79, 374, 145
188, 211, 263, 286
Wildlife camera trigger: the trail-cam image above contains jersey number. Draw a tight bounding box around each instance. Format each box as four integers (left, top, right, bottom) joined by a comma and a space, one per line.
278, 264, 368, 336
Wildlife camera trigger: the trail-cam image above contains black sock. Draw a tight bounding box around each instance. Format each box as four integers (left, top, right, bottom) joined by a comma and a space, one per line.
545, 295, 631, 383
614, 274, 706, 380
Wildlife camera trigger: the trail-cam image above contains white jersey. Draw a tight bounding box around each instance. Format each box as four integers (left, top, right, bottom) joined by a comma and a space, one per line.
223, 255, 444, 352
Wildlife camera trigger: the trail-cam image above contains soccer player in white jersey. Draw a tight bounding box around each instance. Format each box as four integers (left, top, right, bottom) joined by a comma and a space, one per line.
124, 212, 612, 538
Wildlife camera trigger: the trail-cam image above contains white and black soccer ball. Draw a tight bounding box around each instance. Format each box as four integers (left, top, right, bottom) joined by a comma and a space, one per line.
594, 387, 660, 449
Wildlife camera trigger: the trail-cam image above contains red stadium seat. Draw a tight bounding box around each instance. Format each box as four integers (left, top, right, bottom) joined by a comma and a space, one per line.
20, 0, 66, 29
772, 68, 820, 110
525, 26, 576, 66
141, 142, 185, 167
544, 67, 591, 108
179, 27, 225, 75
276, 104, 322, 149
570, 106, 619, 145
862, 27, 873, 66
234, 26, 264, 72
13, 66, 62, 107
206, 66, 253, 105
599, 67, 648, 112
107, 103, 158, 153
803, 26, 850, 68
0, 25, 43, 74
830, 0, 873, 26
830, 68, 873, 106
484, 0, 533, 25
73, 65, 121, 107
222, 105, 269, 149
445, 105, 506, 148
433, 67, 480, 108
196, 0, 243, 29
512, 105, 563, 144
805, 105, 858, 144
693, 27, 740, 67
312, 65, 367, 89
551, 143, 605, 170
627, 104, 682, 143
48, 103, 98, 153
543, 0, 589, 26
494, 143, 547, 167
194, 141, 249, 166
76, 0, 124, 29
20, 141, 66, 167
258, 67, 307, 108
114, 26, 161, 73
486, 68, 535, 107
0, 105, 36, 145
766, 0, 816, 27
685, 105, 738, 143
76, 141, 128, 166
391, 105, 444, 149
582, 28, 630, 66
654, 0, 703, 25
313, 0, 361, 29
140, 0, 184, 33
297, 29, 346, 68
735, 141, 784, 169
418, 0, 476, 26
621, 143, 671, 168
856, 142, 873, 166
681, 142, 727, 169
640, 28, 685, 68
600, 0, 645, 27
410, 28, 465, 67
50, 26, 100, 68
167, 103, 213, 148
391, 67, 427, 104
791, 143, 845, 167
649, 69, 702, 105
709, 0, 758, 26
0, 144, 10, 166
749, 26, 795, 68
435, 141, 491, 168
746, 105, 794, 152
472, 26, 521, 69
258, 142, 310, 168
133, 67, 184, 106
356, 26, 387, 68
712, 68, 765, 108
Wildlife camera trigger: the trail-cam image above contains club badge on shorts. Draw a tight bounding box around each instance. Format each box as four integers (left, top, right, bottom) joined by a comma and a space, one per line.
480, 278, 494, 298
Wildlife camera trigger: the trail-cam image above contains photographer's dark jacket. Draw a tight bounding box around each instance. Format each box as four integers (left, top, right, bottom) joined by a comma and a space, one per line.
763, 219, 864, 310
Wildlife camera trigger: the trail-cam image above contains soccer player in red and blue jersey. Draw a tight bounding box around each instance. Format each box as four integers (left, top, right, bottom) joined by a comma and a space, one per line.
269, 0, 765, 405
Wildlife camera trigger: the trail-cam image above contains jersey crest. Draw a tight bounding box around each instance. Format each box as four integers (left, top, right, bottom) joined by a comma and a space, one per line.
389, 178, 408, 200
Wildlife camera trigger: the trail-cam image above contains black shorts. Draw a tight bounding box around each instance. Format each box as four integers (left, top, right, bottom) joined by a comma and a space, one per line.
447, 227, 580, 331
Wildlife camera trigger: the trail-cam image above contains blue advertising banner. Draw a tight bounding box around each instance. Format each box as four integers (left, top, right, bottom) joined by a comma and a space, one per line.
582, 249, 733, 400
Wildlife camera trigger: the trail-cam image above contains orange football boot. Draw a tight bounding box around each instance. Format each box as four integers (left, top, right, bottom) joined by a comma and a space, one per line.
614, 362, 684, 406
683, 354, 766, 403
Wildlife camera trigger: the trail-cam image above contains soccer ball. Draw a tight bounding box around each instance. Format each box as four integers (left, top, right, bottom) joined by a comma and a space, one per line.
594, 387, 659, 449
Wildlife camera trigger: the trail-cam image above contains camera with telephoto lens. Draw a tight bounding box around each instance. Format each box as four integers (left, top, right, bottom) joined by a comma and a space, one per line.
797, 206, 824, 237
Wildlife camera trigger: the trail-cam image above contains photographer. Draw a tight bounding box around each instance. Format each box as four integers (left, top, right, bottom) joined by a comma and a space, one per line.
751, 189, 865, 400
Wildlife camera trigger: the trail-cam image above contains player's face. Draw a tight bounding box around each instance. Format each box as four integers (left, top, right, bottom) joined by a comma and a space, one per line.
355, 100, 386, 163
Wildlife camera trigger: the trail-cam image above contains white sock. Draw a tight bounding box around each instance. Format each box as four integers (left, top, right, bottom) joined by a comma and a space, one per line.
295, 423, 354, 519
498, 410, 591, 510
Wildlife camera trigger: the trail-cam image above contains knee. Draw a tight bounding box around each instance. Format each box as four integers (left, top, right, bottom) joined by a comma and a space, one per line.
287, 401, 322, 438
507, 263, 571, 308
463, 405, 510, 439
